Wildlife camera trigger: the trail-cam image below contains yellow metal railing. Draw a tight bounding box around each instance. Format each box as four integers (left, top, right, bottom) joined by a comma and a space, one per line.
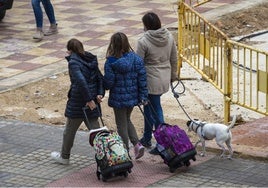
177, 0, 268, 123
229, 40, 268, 116
188, 0, 212, 7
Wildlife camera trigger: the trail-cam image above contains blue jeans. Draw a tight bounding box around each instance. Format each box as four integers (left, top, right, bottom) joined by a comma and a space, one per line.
142, 94, 164, 143
32, 0, 56, 28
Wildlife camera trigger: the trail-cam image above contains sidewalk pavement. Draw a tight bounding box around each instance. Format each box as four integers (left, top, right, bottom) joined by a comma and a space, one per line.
1, 119, 267, 187
0, 0, 267, 187
1, 0, 267, 93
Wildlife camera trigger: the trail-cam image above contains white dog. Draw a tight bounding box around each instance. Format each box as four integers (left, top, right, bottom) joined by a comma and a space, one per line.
186, 115, 236, 159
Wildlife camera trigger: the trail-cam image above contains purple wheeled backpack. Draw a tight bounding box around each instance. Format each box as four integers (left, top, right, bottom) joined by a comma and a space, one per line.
154, 123, 197, 172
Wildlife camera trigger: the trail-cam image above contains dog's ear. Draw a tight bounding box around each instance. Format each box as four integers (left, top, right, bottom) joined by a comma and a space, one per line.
186, 121, 191, 126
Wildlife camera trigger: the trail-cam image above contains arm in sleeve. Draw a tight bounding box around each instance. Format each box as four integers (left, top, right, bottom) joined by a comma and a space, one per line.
170, 40, 178, 81
96, 68, 105, 96
103, 60, 115, 90
136, 56, 148, 102
69, 61, 94, 102
136, 39, 147, 59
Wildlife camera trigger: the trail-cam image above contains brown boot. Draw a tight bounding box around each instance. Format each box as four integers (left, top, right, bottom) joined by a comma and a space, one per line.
33, 28, 44, 40
44, 23, 58, 36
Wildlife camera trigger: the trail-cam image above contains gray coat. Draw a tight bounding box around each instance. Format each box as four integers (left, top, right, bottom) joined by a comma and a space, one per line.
136, 28, 178, 95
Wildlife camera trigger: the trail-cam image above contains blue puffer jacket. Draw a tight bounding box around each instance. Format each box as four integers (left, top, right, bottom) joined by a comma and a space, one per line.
104, 52, 148, 108
65, 52, 105, 118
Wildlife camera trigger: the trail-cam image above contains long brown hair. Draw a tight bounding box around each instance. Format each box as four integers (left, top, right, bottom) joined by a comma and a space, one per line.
106, 32, 134, 58
66, 38, 85, 56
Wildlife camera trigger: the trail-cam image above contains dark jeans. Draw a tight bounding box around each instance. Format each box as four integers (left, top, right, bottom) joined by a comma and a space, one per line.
142, 94, 164, 143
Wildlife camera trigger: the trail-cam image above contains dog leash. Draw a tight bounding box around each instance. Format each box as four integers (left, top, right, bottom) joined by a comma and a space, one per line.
139, 79, 200, 128
171, 79, 199, 124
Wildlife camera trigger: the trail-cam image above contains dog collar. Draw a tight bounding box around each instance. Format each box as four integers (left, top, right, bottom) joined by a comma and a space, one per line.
191, 122, 205, 133
195, 123, 202, 132
191, 121, 200, 132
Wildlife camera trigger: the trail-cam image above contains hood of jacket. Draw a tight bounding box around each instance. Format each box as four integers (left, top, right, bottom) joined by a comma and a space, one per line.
66, 51, 98, 69
107, 52, 136, 73
144, 28, 169, 47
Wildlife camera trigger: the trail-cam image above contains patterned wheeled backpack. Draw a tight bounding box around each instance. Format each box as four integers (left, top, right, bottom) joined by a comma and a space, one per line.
153, 123, 197, 172
93, 130, 131, 170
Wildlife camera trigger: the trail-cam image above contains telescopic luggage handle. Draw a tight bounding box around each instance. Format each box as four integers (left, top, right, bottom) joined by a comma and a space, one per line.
137, 104, 154, 131
137, 101, 162, 131
82, 104, 105, 127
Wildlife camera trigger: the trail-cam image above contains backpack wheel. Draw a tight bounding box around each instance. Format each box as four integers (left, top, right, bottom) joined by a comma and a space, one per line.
169, 167, 176, 173
97, 171, 101, 180
102, 175, 107, 182
184, 160, 191, 167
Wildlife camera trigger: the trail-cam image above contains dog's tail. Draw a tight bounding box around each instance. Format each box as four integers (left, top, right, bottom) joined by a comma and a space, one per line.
227, 115, 237, 132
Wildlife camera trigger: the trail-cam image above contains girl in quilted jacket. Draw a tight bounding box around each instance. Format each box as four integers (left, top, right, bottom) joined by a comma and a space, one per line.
104, 32, 148, 159
51, 38, 105, 164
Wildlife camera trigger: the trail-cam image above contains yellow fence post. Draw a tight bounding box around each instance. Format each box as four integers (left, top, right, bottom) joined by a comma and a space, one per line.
177, 0, 184, 79
223, 41, 232, 123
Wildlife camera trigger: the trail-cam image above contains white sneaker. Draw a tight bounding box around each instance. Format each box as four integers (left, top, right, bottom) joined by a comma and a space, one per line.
33, 28, 44, 40
44, 24, 58, 36
51, 151, 69, 165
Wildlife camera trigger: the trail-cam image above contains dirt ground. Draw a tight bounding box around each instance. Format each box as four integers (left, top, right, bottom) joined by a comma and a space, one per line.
0, 3, 268, 142
212, 3, 268, 39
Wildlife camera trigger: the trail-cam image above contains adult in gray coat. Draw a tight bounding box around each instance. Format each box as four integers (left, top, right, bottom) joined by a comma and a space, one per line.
136, 12, 178, 154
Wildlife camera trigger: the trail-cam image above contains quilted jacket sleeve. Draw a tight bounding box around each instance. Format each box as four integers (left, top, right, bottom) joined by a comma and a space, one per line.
68, 60, 94, 102
135, 55, 148, 103
103, 59, 115, 90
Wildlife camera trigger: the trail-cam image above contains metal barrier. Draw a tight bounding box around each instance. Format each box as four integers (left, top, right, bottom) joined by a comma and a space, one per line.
177, 0, 268, 123
229, 40, 268, 116
187, 0, 212, 7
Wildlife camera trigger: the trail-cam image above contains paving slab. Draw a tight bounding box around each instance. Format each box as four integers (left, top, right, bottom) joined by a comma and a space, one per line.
1, 0, 259, 93
0, 0, 267, 187
1, 120, 267, 187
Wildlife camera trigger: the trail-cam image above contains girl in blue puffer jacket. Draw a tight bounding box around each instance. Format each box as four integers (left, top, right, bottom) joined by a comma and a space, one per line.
104, 32, 148, 160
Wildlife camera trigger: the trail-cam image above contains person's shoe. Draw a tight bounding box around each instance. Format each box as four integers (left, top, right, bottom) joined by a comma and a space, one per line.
149, 147, 160, 155
139, 138, 152, 148
134, 142, 145, 159
33, 28, 44, 40
51, 151, 69, 165
44, 24, 58, 36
